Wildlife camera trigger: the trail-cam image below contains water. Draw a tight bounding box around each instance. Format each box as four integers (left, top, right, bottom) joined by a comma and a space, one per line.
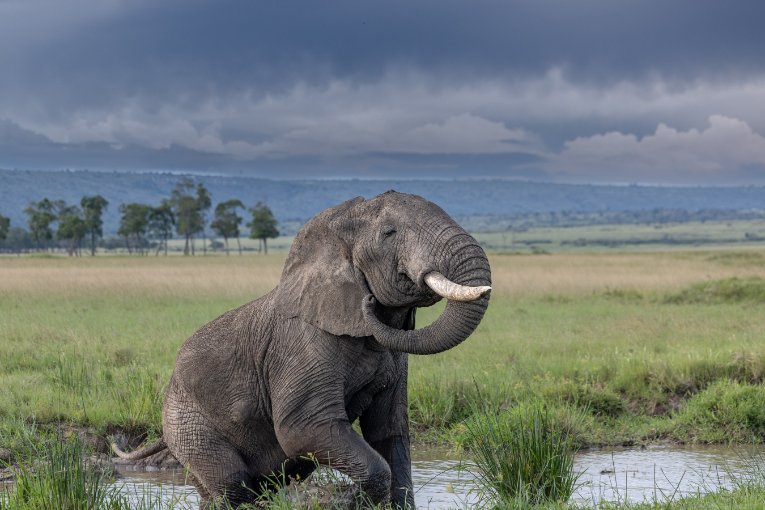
573, 445, 762, 506
113, 445, 765, 509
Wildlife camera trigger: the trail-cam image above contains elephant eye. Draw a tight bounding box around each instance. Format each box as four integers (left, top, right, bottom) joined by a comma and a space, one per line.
382, 225, 397, 238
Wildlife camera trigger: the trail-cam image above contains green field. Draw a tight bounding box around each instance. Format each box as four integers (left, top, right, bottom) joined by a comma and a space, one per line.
3, 248, 765, 454
473, 218, 765, 253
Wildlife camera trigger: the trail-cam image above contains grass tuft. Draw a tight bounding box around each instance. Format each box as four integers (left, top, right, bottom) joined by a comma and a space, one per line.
673, 379, 765, 443
463, 404, 581, 508
0, 436, 120, 510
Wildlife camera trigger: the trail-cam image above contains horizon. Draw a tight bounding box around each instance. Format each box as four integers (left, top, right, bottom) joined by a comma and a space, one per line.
4, 167, 765, 190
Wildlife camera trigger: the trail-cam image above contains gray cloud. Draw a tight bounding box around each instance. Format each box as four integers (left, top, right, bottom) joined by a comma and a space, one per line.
1, 0, 765, 183
550, 116, 765, 184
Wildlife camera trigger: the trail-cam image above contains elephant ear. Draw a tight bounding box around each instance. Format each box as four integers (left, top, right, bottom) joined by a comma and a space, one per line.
275, 197, 372, 338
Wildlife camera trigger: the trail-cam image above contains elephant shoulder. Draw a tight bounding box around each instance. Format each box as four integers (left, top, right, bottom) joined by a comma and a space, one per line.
182, 291, 277, 354
172, 292, 277, 418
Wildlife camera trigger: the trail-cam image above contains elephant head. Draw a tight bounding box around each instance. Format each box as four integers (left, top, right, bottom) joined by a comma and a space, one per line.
276, 191, 491, 354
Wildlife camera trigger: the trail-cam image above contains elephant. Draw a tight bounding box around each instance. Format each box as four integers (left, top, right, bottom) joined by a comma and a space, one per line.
112, 191, 492, 508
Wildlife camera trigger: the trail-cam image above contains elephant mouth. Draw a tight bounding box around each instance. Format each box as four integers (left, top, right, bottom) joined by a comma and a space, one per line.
395, 271, 417, 294
395, 271, 441, 307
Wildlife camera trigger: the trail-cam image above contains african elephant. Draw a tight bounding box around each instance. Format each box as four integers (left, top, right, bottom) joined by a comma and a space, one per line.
112, 191, 492, 508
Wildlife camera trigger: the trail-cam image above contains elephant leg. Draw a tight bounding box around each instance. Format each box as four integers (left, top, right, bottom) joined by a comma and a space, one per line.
165, 381, 265, 507
369, 436, 414, 509
187, 445, 259, 507
280, 419, 392, 506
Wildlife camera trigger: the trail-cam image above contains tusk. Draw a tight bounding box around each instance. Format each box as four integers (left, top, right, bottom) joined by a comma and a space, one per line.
424, 272, 492, 302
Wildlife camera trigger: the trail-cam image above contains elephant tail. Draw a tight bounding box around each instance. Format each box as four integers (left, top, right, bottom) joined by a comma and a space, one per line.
111, 437, 167, 460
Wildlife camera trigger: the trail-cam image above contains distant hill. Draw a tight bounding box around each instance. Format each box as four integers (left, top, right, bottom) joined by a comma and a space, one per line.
1, 169, 765, 235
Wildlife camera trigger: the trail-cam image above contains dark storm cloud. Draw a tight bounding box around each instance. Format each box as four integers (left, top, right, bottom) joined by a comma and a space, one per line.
2, 0, 765, 183
9, 0, 765, 98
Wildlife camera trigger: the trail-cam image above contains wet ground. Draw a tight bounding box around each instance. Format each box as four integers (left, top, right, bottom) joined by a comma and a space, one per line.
112, 444, 765, 508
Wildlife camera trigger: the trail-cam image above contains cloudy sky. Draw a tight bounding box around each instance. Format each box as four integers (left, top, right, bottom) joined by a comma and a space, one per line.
2, 0, 765, 184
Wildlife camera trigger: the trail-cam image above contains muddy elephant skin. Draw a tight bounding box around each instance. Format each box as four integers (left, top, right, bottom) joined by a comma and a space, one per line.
113, 191, 492, 509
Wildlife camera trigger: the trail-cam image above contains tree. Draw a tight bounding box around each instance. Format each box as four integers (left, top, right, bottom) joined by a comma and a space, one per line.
247, 201, 279, 254
118, 203, 151, 255
197, 184, 212, 256
57, 204, 87, 256
81, 195, 109, 256
170, 178, 211, 256
24, 198, 58, 250
0, 227, 32, 254
148, 201, 175, 256
0, 214, 9, 241
210, 199, 245, 255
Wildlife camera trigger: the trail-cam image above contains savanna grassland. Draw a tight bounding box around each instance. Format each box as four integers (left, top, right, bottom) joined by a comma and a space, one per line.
3, 248, 765, 456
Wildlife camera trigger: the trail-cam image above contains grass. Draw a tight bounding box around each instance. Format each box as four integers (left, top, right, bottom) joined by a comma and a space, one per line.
474, 218, 765, 253
4, 249, 765, 506
0, 435, 120, 510
463, 404, 580, 508
3, 251, 765, 447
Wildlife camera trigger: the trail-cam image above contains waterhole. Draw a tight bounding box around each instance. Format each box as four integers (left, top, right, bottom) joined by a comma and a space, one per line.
112, 445, 765, 508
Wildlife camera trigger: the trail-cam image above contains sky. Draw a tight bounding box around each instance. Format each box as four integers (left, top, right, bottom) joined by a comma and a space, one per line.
2, 0, 765, 185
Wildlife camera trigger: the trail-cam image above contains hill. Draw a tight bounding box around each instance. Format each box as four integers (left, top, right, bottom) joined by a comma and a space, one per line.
1, 169, 765, 235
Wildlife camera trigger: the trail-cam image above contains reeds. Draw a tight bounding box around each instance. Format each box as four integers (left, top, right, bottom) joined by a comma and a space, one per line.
464, 404, 580, 508
0, 437, 118, 510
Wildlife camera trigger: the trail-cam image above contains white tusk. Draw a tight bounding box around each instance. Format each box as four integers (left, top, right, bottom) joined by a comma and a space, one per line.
424, 272, 491, 302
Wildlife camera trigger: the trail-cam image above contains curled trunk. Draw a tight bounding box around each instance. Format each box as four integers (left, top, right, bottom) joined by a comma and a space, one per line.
362, 249, 491, 355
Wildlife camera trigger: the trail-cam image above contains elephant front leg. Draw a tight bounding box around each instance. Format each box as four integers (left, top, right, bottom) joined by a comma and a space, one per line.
368, 435, 414, 509
277, 419, 392, 506
360, 353, 415, 509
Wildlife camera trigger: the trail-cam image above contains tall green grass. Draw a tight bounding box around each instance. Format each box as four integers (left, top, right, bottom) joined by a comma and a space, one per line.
463, 404, 581, 508
0, 437, 119, 510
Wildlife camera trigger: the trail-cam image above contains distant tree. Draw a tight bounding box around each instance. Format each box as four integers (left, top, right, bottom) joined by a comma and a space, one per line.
81, 195, 109, 256
118, 203, 151, 255
148, 201, 175, 256
197, 184, 212, 256
24, 198, 58, 250
57, 204, 87, 256
247, 201, 279, 254
0, 227, 33, 254
0, 214, 9, 241
170, 178, 211, 256
208, 240, 225, 252
210, 199, 245, 255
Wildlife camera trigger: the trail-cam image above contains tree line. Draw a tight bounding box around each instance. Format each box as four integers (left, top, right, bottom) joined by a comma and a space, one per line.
0, 178, 279, 256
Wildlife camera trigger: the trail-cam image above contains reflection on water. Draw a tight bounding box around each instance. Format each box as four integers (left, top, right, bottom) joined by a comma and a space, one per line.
113, 445, 765, 509
574, 445, 762, 506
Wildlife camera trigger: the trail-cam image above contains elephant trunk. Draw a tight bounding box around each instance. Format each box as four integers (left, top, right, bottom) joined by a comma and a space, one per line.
362, 243, 491, 355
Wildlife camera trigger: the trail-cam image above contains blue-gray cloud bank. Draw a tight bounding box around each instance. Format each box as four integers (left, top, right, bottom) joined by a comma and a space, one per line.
2, 0, 765, 184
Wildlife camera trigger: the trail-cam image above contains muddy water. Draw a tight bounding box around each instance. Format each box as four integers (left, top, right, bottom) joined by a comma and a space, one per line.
113, 445, 765, 508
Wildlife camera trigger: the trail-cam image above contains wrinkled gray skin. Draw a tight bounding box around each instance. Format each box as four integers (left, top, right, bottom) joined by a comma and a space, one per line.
113, 191, 491, 509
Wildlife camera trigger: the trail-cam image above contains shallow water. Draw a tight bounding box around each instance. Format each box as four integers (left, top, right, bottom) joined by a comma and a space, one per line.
573, 445, 763, 506
113, 445, 765, 509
